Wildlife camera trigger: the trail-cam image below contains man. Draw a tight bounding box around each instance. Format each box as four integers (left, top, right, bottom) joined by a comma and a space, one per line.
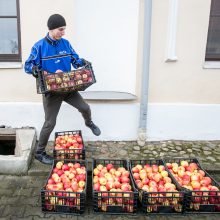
24, 14, 101, 165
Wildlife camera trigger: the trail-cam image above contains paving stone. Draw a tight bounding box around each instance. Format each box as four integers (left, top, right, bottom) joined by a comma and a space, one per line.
13, 187, 33, 197
0, 205, 5, 217
0, 189, 14, 196
192, 148, 201, 153
118, 150, 127, 156
187, 149, 193, 153
27, 176, 47, 188
18, 196, 40, 206
3, 176, 29, 189
31, 188, 42, 197
11, 217, 33, 220
23, 205, 44, 218
203, 151, 212, 155
206, 156, 216, 162
0, 176, 5, 181
132, 151, 140, 155
2, 205, 25, 218
202, 146, 211, 151
33, 216, 55, 220
189, 153, 196, 158
179, 151, 186, 155
175, 146, 182, 151
0, 196, 20, 205
133, 146, 140, 151
0, 179, 15, 189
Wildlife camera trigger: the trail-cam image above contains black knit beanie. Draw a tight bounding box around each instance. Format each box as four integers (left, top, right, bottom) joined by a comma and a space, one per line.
47, 14, 66, 30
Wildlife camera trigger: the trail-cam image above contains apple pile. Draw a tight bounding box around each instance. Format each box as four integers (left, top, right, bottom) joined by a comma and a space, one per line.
54, 133, 84, 159
44, 161, 86, 211
93, 163, 135, 213
43, 68, 94, 92
165, 160, 220, 211
131, 163, 183, 213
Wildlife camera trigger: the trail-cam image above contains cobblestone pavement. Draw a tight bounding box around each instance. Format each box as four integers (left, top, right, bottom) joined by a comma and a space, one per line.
0, 140, 220, 219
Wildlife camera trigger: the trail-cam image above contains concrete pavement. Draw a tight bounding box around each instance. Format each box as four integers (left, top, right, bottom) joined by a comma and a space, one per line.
0, 140, 220, 219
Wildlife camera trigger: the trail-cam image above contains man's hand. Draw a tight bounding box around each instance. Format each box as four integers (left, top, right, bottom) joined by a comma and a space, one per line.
81, 59, 91, 67
32, 66, 39, 78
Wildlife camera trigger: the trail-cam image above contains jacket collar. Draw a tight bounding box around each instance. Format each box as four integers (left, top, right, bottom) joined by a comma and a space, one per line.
45, 33, 60, 46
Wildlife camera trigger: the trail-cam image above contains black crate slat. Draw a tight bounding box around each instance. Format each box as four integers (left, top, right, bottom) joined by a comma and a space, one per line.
40, 159, 87, 215
163, 157, 220, 214
92, 159, 138, 214
129, 159, 186, 214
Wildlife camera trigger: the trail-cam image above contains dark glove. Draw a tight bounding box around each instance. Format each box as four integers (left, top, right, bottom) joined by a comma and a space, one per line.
81, 59, 91, 67
32, 66, 39, 78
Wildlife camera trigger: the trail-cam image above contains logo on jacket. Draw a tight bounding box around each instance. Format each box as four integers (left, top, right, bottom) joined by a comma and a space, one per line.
59, 51, 67, 54
55, 60, 60, 63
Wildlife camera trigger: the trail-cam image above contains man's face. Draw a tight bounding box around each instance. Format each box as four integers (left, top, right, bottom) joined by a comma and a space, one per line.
50, 26, 66, 40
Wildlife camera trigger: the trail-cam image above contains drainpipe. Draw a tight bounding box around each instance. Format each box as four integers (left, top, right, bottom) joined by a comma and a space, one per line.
137, 0, 152, 146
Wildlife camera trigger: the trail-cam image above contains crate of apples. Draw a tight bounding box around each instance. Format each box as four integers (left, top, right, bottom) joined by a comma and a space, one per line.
37, 62, 96, 94
164, 158, 220, 213
92, 159, 138, 214
41, 159, 87, 214
129, 159, 185, 214
53, 130, 85, 160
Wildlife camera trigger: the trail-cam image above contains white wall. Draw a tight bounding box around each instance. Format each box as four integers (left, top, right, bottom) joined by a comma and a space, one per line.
148, 0, 220, 104
72, 0, 139, 94
0, 102, 139, 141
147, 103, 220, 140
1, 102, 220, 141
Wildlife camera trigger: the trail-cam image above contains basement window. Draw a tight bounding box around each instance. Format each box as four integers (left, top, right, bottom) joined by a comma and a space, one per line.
0, 135, 16, 155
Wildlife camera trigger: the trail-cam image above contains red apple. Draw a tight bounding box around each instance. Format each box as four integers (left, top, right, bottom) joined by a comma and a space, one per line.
56, 161, 63, 170
121, 176, 130, 184
200, 177, 212, 187
158, 165, 165, 172
99, 177, 107, 186
152, 165, 159, 173
180, 160, 189, 168
93, 182, 100, 191
78, 180, 85, 189
106, 163, 114, 171
132, 166, 139, 173
133, 173, 140, 180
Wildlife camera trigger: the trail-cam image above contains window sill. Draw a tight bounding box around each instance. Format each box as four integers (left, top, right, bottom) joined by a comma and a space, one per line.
203, 61, 220, 69
0, 62, 23, 69
79, 91, 137, 101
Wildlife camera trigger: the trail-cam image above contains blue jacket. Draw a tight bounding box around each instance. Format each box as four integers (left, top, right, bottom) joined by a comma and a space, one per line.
24, 34, 84, 74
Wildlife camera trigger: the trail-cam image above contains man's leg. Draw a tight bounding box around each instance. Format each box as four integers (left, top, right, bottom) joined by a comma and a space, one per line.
36, 93, 63, 164
65, 91, 101, 136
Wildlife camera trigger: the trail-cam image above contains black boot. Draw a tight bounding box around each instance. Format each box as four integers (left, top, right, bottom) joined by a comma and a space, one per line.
35, 151, 53, 165
86, 121, 101, 136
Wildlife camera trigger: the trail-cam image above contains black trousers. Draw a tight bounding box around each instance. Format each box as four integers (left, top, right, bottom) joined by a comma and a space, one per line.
36, 91, 91, 152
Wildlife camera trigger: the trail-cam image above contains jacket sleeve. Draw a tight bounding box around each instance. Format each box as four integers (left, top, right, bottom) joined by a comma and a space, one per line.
68, 43, 84, 69
24, 45, 41, 74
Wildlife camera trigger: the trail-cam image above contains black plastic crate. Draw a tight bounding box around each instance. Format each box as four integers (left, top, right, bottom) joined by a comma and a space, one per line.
92, 159, 138, 214
163, 157, 220, 213
53, 130, 85, 160
41, 159, 87, 215
129, 159, 186, 214
36, 61, 96, 94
